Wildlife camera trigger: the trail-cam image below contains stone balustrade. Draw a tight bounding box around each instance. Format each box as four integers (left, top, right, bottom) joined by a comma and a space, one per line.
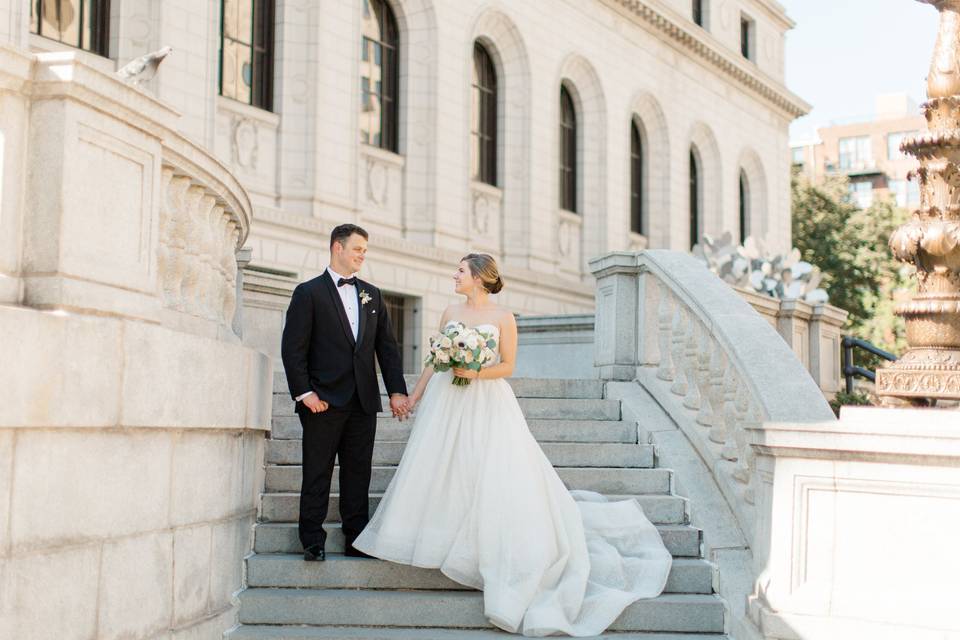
3, 46, 250, 340
590, 250, 836, 639
591, 250, 835, 539
0, 47, 269, 640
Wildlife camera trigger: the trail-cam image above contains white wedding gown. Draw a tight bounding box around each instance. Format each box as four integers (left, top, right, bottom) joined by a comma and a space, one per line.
353, 323, 672, 637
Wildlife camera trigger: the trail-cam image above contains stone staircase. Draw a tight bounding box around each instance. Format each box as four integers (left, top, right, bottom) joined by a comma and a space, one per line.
228, 373, 729, 639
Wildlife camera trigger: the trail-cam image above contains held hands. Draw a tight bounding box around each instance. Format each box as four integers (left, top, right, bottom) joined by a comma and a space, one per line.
390, 394, 412, 421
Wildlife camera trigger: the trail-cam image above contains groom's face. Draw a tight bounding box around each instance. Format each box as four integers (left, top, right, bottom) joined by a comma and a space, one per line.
334, 233, 368, 274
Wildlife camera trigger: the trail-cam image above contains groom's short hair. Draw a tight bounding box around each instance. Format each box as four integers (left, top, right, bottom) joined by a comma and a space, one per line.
330, 223, 369, 249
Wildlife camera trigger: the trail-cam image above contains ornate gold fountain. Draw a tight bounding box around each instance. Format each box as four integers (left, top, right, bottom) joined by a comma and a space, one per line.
877, 0, 960, 403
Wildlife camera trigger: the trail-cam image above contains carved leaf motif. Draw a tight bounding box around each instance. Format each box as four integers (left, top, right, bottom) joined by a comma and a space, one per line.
920, 220, 960, 256
890, 220, 923, 262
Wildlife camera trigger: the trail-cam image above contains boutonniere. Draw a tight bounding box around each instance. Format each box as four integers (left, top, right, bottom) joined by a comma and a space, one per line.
359, 290, 372, 306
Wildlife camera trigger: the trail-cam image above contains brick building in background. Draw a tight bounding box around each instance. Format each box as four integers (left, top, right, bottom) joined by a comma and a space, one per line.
791, 93, 925, 209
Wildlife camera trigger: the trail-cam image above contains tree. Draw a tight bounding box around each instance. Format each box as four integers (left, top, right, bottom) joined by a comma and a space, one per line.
791, 173, 913, 362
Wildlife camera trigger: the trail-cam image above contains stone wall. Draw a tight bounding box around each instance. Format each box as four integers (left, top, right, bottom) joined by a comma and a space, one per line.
0, 48, 271, 640
4, 0, 809, 366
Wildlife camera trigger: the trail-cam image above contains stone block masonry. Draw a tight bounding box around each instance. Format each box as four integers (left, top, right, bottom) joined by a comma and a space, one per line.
0, 49, 271, 640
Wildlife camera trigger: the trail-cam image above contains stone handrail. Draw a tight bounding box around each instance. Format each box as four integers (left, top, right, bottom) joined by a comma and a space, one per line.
590, 251, 835, 546
159, 133, 251, 337
4, 48, 251, 340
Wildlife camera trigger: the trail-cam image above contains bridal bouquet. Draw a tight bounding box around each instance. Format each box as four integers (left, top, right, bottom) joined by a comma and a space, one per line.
425, 322, 498, 386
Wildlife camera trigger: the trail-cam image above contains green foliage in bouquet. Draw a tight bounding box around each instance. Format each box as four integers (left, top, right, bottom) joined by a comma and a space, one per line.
424, 322, 499, 386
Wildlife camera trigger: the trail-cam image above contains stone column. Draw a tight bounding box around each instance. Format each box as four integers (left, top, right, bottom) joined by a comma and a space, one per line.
808, 303, 847, 395
233, 246, 253, 337
590, 252, 640, 380
775, 299, 812, 369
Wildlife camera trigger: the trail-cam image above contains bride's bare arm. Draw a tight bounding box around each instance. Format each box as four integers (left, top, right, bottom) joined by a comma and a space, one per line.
408, 307, 455, 406
454, 313, 517, 381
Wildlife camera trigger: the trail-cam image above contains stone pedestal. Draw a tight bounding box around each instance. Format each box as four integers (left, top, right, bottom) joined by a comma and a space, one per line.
747, 407, 960, 639
591, 253, 642, 380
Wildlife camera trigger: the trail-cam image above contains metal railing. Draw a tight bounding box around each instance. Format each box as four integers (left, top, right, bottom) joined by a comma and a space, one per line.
841, 336, 898, 394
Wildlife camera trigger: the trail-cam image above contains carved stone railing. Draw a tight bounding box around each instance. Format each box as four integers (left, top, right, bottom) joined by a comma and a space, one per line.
8, 49, 250, 340
590, 251, 835, 549
159, 133, 251, 338
0, 47, 268, 640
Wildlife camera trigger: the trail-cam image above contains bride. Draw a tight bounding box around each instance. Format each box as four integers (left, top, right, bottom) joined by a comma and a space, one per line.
352, 253, 672, 637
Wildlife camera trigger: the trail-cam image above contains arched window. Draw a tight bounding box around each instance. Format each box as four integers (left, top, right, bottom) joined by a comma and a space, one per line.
471, 43, 498, 186
630, 120, 644, 235
31, 0, 111, 57
559, 86, 577, 212
360, 0, 399, 152
220, 0, 276, 110
739, 170, 750, 243
689, 148, 702, 249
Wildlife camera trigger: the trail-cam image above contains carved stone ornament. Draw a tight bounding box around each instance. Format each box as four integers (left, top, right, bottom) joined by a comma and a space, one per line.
232, 118, 258, 169
366, 158, 388, 206
877, 0, 960, 404
472, 193, 490, 235
558, 219, 572, 257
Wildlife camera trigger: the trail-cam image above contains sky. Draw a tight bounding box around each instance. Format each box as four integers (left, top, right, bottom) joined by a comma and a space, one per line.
782, 0, 939, 143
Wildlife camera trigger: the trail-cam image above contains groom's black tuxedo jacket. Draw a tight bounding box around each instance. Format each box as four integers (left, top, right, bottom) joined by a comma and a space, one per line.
281, 271, 407, 415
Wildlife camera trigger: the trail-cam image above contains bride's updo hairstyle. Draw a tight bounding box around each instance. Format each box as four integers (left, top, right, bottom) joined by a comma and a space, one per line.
461, 253, 504, 294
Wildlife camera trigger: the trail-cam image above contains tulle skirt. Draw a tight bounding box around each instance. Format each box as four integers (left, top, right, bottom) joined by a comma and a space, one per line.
353, 370, 672, 636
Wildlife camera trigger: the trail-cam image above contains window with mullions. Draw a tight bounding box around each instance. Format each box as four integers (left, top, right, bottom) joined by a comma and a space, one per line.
740, 15, 754, 60
692, 0, 706, 28
361, 0, 399, 152
630, 120, 644, 235
559, 86, 577, 212
30, 0, 111, 57
739, 170, 749, 243
471, 43, 498, 186
220, 0, 275, 111
689, 149, 702, 249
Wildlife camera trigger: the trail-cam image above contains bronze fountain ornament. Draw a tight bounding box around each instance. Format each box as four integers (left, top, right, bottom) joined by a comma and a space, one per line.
877, 0, 960, 404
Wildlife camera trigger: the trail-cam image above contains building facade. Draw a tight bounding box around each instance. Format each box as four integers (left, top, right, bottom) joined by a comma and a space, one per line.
1, 0, 807, 369
792, 93, 925, 209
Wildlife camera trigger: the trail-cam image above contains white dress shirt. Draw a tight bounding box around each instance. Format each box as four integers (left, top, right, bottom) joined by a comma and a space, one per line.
295, 266, 360, 403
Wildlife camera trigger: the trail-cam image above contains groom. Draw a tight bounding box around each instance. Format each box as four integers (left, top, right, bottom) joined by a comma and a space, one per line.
281, 223, 409, 561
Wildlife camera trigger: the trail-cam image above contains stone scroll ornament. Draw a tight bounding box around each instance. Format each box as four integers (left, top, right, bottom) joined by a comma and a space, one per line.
876, 0, 960, 404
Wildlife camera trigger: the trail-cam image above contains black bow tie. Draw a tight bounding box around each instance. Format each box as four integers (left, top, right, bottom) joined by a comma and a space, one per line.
337, 276, 357, 287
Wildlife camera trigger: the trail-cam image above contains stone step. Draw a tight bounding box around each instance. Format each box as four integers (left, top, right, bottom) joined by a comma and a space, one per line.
259, 493, 688, 525
271, 415, 638, 443
253, 522, 703, 558
247, 553, 714, 594
228, 625, 730, 639
265, 440, 654, 468
265, 465, 672, 495
273, 372, 606, 400
236, 589, 725, 633
271, 394, 621, 421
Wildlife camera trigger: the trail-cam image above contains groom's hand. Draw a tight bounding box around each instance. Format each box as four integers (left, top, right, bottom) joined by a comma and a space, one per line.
389, 394, 409, 421
302, 394, 328, 414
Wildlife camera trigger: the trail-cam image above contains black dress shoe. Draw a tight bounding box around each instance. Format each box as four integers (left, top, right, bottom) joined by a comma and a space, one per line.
344, 544, 375, 559
303, 544, 325, 561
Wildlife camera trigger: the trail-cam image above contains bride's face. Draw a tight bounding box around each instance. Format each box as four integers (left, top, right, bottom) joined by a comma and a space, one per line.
453, 261, 480, 294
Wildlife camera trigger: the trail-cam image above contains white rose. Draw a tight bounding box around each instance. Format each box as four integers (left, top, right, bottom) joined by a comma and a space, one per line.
465, 334, 480, 350
440, 336, 452, 349
463, 350, 475, 364
436, 352, 450, 363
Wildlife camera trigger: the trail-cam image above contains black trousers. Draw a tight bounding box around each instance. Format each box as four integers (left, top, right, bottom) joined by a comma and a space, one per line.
298, 391, 377, 550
